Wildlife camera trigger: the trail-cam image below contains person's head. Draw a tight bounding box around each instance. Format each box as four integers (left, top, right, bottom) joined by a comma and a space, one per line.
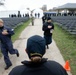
47, 17, 52, 23
26, 35, 46, 63
0, 19, 4, 27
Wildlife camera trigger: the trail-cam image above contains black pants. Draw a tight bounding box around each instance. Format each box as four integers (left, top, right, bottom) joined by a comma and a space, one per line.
44, 35, 52, 45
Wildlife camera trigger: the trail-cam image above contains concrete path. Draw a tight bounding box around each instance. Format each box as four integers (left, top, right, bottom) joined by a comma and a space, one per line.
0, 19, 72, 75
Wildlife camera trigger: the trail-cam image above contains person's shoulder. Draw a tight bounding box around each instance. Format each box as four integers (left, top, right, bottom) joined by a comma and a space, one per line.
51, 22, 54, 25
4, 26, 14, 31
45, 60, 66, 71
13, 65, 27, 71
4, 26, 11, 29
46, 60, 61, 65
44, 60, 63, 69
9, 65, 26, 75
44, 60, 68, 75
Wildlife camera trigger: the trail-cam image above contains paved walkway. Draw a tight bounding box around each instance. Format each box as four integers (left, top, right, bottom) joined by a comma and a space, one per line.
0, 19, 72, 75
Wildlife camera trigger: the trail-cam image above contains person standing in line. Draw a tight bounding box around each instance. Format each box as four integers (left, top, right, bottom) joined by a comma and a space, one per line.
42, 15, 46, 24
9, 35, 68, 75
42, 17, 54, 49
31, 12, 34, 26
0, 19, 19, 70
38, 13, 40, 18
35, 13, 37, 18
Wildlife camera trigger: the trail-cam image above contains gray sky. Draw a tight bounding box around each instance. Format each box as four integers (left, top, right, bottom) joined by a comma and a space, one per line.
1, 0, 76, 10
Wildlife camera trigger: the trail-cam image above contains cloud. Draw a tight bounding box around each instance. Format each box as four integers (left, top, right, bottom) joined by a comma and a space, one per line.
2, 0, 76, 10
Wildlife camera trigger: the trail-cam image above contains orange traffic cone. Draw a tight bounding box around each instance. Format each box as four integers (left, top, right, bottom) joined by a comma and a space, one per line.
64, 60, 71, 71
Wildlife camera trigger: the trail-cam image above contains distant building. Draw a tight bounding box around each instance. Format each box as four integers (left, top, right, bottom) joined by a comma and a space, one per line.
0, 10, 18, 18
52, 3, 76, 16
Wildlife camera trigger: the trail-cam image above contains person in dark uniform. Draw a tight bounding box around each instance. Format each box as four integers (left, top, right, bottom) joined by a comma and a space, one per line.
38, 13, 40, 18
42, 17, 54, 49
9, 35, 68, 75
42, 15, 46, 24
42, 14, 47, 24
35, 13, 37, 18
0, 19, 19, 70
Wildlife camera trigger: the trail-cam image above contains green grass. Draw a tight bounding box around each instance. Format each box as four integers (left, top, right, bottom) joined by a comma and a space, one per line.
53, 23, 76, 75
0, 19, 31, 58
12, 19, 31, 42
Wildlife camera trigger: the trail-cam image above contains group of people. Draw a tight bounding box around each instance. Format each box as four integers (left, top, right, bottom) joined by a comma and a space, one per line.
9, 13, 29, 18
35, 13, 40, 18
0, 18, 68, 75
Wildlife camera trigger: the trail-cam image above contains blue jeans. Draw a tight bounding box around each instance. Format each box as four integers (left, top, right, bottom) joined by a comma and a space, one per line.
1, 41, 18, 66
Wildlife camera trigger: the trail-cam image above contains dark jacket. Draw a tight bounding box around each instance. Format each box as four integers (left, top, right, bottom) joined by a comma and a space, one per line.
42, 16, 46, 23
0, 26, 14, 44
9, 58, 68, 75
42, 22, 54, 36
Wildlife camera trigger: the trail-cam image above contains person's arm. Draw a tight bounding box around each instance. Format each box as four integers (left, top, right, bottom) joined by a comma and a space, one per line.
50, 29, 53, 33
51, 23, 54, 30
7, 28, 14, 36
9, 65, 25, 75
50, 23, 54, 33
42, 24, 47, 31
9, 67, 18, 75
42, 23, 51, 31
2, 28, 14, 36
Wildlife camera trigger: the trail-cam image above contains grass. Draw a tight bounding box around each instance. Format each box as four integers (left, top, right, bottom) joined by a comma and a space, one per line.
53, 23, 76, 75
12, 19, 31, 42
0, 19, 31, 57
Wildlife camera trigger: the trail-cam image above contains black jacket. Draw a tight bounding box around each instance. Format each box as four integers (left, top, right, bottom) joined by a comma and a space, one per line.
9, 58, 68, 75
0, 26, 14, 44
42, 22, 54, 36
42, 16, 46, 23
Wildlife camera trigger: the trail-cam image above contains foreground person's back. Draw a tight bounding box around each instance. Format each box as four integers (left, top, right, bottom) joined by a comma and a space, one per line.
9, 35, 68, 75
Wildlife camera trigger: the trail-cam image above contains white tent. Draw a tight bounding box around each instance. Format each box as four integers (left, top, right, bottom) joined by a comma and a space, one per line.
20, 9, 31, 17
33, 8, 43, 18
0, 10, 18, 18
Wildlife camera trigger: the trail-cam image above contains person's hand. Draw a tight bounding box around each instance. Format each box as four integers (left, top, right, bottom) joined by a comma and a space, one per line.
48, 26, 52, 28
2, 30, 8, 35
50, 29, 54, 33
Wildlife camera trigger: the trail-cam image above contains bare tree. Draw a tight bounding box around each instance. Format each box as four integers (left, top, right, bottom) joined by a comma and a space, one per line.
0, 0, 5, 6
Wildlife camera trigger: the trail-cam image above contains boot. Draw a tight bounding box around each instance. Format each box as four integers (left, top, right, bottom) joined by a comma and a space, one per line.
47, 45, 49, 49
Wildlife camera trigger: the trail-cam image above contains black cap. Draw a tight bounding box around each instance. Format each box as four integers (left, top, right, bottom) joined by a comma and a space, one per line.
47, 17, 51, 20
26, 35, 46, 59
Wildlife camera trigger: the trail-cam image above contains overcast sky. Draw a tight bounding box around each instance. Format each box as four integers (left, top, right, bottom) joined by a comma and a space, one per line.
1, 0, 76, 10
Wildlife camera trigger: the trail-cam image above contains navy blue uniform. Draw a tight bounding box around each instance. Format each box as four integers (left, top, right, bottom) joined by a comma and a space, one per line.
42, 22, 54, 45
9, 59, 68, 75
0, 26, 18, 67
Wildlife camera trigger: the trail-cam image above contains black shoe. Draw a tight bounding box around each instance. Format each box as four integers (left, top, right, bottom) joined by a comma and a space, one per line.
16, 51, 19, 57
5, 64, 12, 70
47, 45, 49, 49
